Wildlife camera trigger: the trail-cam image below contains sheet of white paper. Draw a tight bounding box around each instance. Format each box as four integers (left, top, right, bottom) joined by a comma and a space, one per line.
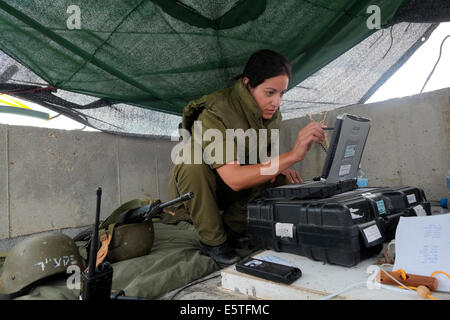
393, 214, 450, 292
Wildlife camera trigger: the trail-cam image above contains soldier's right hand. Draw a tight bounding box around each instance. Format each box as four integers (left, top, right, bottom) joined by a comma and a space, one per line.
289, 121, 326, 162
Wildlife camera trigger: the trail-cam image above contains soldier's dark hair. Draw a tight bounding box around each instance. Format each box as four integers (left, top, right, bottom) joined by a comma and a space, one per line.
235, 49, 292, 88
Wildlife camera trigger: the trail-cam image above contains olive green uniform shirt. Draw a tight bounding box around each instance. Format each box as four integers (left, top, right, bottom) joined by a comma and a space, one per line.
168, 79, 287, 246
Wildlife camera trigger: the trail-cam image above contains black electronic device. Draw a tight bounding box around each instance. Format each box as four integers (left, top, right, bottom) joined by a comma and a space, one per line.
321, 113, 370, 183
79, 187, 113, 300
263, 113, 370, 200
236, 257, 302, 284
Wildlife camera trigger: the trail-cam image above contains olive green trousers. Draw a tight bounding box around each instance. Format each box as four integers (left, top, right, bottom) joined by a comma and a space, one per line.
168, 162, 288, 246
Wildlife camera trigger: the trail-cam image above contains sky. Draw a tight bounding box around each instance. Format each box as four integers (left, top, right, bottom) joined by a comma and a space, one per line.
0, 23, 449, 131
367, 22, 450, 103
0, 92, 96, 131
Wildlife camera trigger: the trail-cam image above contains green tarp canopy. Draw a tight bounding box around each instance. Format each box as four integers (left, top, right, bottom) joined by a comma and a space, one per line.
0, 0, 447, 136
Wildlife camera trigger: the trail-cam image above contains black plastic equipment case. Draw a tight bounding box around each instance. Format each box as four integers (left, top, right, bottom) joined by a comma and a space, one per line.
333, 186, 431, 241
247, 186, 430, 267
247, 196, 383, 267
262, 179, 358, 200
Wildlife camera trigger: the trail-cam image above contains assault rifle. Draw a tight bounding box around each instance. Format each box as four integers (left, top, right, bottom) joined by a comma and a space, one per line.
117, 192, 194, 224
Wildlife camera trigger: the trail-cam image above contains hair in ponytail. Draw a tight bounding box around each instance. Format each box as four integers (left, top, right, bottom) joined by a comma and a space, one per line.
234, 49, 291, 88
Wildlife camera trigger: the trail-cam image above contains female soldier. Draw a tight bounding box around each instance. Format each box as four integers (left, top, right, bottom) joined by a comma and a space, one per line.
169, 50, 325, 266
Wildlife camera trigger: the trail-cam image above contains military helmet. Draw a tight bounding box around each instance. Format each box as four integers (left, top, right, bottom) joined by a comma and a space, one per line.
106, 221, 154, 263
74, 198, 157, 264
0, 232, 83, 300
100, 198, 156, 264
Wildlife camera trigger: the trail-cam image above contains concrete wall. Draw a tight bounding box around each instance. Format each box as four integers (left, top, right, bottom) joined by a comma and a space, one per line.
0, 125, 176, 249
0, 87, 449, 250
280, 87, 450, 202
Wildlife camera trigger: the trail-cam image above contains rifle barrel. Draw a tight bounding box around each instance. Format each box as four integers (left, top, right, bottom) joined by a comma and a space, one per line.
157, 192, 194, 211
119, 192, 194, 224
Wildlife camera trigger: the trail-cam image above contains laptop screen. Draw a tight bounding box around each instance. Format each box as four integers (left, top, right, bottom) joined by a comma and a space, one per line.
321, 113, 371, 183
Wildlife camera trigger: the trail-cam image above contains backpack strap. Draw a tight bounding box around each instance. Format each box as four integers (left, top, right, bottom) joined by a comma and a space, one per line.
96, 223, 115, 267
84, 223, 115, 272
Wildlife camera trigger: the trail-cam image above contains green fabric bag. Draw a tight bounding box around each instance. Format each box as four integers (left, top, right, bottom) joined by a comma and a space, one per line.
16, 222, 220, 300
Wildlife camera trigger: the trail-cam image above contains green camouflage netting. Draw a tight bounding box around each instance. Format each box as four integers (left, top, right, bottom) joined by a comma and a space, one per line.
0, 0, 445, 136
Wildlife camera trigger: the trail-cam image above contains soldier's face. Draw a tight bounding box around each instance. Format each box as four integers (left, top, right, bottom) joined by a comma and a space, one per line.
244, 74, 289, 120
